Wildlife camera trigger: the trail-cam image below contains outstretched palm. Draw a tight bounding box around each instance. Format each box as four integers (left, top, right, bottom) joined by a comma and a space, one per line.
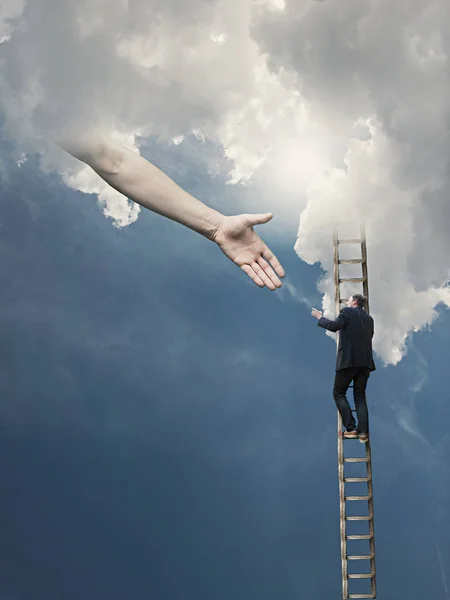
213, 213, 285, 290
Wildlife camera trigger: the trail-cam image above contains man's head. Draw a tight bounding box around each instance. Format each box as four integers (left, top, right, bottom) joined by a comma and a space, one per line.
347, 294, 366, 309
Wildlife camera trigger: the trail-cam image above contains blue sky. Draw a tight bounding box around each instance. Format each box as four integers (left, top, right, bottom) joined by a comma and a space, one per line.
0, 140, 449, 600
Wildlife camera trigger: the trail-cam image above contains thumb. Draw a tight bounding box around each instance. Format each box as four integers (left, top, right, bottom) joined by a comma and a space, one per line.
247, 212, 273, 226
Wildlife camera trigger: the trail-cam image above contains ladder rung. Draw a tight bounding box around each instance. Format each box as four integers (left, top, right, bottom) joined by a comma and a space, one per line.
339, 259, 364, 265
344, 457, 368, 463
349, 595, 376, 598
345, 478, 369, 483
338, 239, 362, 244
346, 534, 373, 540
348, 573, 375, 579
339, 277, 366, 283
346, 515, 373, 521
345, 495, 371, 501
347, 555, 374, 560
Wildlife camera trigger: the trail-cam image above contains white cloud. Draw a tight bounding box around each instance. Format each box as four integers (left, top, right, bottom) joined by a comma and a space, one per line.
293, 119, 450, 363
253, 1, 450, 365
0, 0, 25, 43
62, 163, 141, 228
1, 0, 450, 364
0, 0, 303, 214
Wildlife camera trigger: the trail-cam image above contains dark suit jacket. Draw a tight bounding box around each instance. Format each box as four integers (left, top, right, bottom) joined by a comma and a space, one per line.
318, 306, 376, 372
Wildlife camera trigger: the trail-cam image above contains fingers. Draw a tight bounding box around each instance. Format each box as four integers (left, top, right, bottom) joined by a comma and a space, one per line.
241, 264, 265, 288
256, 256, 282, 289
263, 248, 285, 278
240, 253, 283, 291
250, 260, 277, 290
241, 262, 278, 290
241, 213, 286, 285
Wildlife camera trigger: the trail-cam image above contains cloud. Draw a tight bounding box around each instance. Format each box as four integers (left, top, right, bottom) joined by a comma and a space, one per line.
0, 0, 299, 215
436, 542, 450, 600
391, 348, 430, 449
233, 349, 259, 365
274, 281, 316, 309
0, 158, 8, 185
396, 405, 429, 447
0, 0, 25, 42
1, 0, 450, 364
252, 1, 450, 365
292, 119, 450, 364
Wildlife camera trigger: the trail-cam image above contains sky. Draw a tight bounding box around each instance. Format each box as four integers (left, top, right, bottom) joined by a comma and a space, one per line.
0, 0, 450, 599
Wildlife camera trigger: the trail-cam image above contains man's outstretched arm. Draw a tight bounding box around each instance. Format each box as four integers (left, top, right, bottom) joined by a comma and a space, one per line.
56, 135, 285, 290
311, 308, 349, 331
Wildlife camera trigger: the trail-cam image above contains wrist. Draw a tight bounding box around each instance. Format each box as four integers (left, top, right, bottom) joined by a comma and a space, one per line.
205, 212, 226, 242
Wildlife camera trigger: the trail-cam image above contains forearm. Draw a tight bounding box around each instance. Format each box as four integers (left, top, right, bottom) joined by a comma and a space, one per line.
318, 317, 334, 331
58, 136, 224, 240
318, 317, 340, 332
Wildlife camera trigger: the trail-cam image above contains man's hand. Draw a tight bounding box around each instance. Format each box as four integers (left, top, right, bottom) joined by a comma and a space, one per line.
311, 308, 323, 320
212, 213, 285, 291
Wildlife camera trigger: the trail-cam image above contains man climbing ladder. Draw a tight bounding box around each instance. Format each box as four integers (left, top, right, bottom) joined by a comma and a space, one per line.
311, 292, 375, 442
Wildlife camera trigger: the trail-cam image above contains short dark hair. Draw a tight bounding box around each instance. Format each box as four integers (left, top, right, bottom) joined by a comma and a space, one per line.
351, 294, 366, 308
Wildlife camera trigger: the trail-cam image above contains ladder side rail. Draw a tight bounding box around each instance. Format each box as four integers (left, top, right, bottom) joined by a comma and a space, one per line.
334, 231, 348, 599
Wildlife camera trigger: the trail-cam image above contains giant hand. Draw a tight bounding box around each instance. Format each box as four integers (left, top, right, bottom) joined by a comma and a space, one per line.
213, 213, 285, 290
57, 135, 286, 290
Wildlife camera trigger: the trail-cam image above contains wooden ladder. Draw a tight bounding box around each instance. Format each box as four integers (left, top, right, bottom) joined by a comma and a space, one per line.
333, 226, 376, 599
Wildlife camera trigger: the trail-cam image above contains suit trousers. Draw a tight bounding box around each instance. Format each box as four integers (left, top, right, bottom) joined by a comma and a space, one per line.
333, 366, 371, 433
